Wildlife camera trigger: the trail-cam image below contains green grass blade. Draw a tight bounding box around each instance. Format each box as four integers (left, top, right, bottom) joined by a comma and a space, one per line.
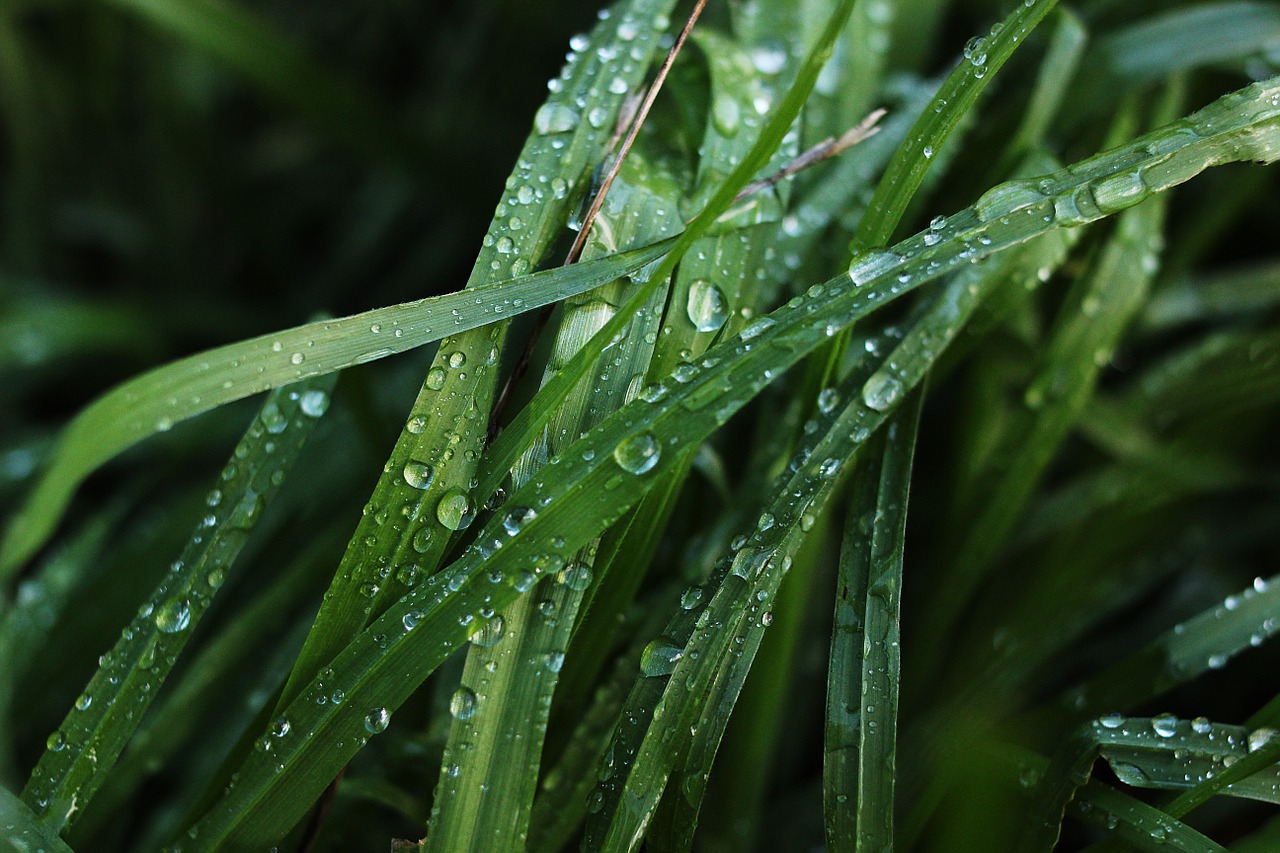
174, 76, 1280, 850
851, 0, 1061, 253
1095, 716, 1280, 805
1166, 721, 1280, 818
1003, 8, 1088, 166
822, 392, 926, 852
1070, 780, 1226, 853
1064, 573, 1280, 716
1140, 259, 1280, 332
0, 238, 673, 581
0, 784, 73, 853
19, 375, 333, 833
1093, 2, 1280, 84
64, 542, 327, 844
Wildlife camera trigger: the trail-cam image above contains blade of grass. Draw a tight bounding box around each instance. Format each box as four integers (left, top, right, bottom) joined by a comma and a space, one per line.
0, 785, 73, 853
0, 238, 674, 580
826, 387, 923, 851
20, 375, 334, 833
1062, 573, 1280, 717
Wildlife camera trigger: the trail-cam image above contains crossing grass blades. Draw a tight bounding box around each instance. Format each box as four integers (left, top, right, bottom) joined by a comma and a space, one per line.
2, 0, 1280, 850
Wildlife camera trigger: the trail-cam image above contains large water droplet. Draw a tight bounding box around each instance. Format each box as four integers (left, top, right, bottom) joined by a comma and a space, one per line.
364, 707, 391, 734
861, 371, 902, 411
469, 614, 505, 648
614, 432, 660, 474
534, 103, 579, 135
436, 488, 476, 530
403, 460, 435, 490
686, 280, 729, 332
155, 598, 191, 634
450, 688, 479, 721
299, 390, 330, 417
640, 637, 684, 677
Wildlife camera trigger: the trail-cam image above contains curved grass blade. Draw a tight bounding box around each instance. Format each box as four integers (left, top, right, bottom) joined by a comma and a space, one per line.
0, 785, 73, 853
1095, 716, 1280, 805
19, 375, 334, 833
274, 0, 680, 713
175, 77, 1280, 851
1070, 780, 1225, 853
0, 238, 674, 580
850, 0, 1061, 253
826, 389, 923, 852
1093, 2, 1280, 85
1062, 573, 1280, 716
1002, 8, 1088, 168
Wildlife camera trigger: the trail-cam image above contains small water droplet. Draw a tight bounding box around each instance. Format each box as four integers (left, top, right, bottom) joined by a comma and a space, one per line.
364, 707, 391, 734
450, 688, 479, 721
155, 599, 191, 634
640, 637, 684, 677
436, 488, 476, 530
614, 432, 660, 475
861, 371, 902, 411
686, 280, 729, 332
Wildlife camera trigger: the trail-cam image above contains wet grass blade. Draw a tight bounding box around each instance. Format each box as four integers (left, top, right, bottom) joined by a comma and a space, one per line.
19, 375, 333, 833
826, 388, 923, 851
0, 238, 673, 581
0, 785, 73, 853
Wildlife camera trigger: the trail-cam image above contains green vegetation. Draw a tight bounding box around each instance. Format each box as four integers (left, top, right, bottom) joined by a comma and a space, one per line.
2, 0, 1279, 850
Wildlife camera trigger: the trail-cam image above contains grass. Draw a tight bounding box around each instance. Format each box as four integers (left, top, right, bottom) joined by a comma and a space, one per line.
1, 0, 1279, 850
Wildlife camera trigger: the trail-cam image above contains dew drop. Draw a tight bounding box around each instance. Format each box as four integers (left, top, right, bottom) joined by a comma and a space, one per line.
403, 460, 435, 490
450, 688, 479, 721
364, 707, 391, 734
640, 637, 684, 677
155, 599, 191, 634
686, 280, 729, 332
861, 371, 902, 411
436, 488, 476, 530
613, 432, 660, 474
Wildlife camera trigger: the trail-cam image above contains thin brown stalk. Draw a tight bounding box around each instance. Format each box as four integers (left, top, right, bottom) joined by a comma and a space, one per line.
732, 108, 887, 204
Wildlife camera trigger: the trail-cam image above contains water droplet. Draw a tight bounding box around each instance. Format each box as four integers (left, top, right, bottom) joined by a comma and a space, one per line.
686, 280, 729, 332
364, 707, 391, 734
425, 367, 447, 391
470, 614, 505, 648
861, 371, 902, 411
614, 432, 660, 475
1099, 712, 1125, 729
403, 609, 423, 630
448, 351, 467, 369
503, 506, 536, 536
260, 401, 289, 434
712, 94, 740, 136
46, 731, 65, 752
299, 390, 330, 417
640, 637, 684, 677
534, 103, 579, 135
403, 460, 435, 490
739, 317, 775, 341
1152, 713, 1179, 737
558, 563, 593, 591
155, 599, 191, 634
272, 717, 291, 737
680, 586, 704, 610
450, 688, 479, 721
1190, 716, 1212, 734
436, 488, 476, 530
